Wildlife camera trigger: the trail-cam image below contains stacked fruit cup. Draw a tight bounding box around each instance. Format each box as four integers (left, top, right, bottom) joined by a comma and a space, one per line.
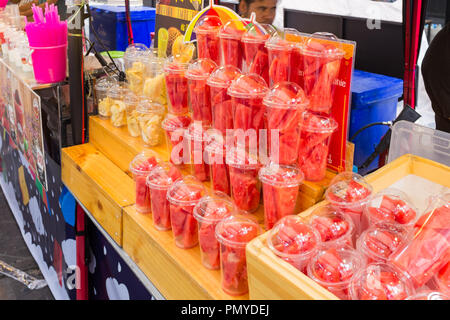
185, 58, 218, 125
162, 114, 192, 168
207, 65, 241, 136
218, 19, 245, 70
205, 129, 231, 196
124, 43, 151, 95
193, 192, 235, 270
146, 161, 182, 231
194, 15, 222, 65
136, 97, 166, 147
265, 34, 295, 87
129, 151, 160, 214
95, 76, 116, 119
164, 56, 190, 116
166, 175, 207, 249
184, 122, 211, 182
215, 214, 261, 296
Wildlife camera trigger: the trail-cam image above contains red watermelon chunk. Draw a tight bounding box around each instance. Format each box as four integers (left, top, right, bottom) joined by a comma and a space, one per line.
436, 262, 450, 293
312, 216, 350, 243
211, 87, 234, 135
197, 33, 221, 65
262, 184, 300, 230
220, 38, 243, 69
165, 69, 189, 115
268, 48, 291, 85
210, 160, 231, 195
135, 175, 151, 213
170, 203, 199, 248
228, 166, 261, 212
359, 270, 410, 300
363, 229, 404, 262
188, 79, 212, 124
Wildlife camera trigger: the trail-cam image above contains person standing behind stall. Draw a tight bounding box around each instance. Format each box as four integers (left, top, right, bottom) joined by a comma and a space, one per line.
421, 22, 450, 133
238, 0, 278, 25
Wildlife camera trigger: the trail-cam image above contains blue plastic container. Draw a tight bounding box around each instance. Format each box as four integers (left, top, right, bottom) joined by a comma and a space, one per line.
89, 5, 156, 52
350, 70, 403, 175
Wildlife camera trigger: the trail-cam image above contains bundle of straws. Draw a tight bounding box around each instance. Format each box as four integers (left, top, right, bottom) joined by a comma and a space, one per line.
25, 3, 67, 47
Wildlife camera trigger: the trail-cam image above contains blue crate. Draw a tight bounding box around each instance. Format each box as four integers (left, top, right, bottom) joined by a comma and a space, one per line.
89, 5, 156, 52
350, 70, 403, 175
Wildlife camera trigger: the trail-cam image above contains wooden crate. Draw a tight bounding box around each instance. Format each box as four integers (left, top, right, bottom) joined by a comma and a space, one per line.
246, 154, 450, 300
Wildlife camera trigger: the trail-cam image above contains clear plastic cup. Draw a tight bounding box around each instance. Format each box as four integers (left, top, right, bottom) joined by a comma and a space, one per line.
265, 34, 295, 87
349, 263, 415, 300
215, 214, 261, 296
388, 193, 450, 289
218, 19, 245, 70
356, 222, 410, 265
194, 15, 222, 65
124, 43, 151, 95
307, 204, 355, 250
185, 58, 218, 125
162, 114, 192, 168
259, 164, 304, 230
406, 290, 450, 300
241, 23, 275, 84
107, 82, 129, 127
184, 122, 211, 182
283, 28, 305, 86
263, 82, 309, 165
207, 65, 241, 135
227, 74, 269, 151
300, 33, 345, 114
298, 111, 338, 181
166, 175, 207, 249
205, 129, 231, 196
124, 93, 140, 137
95, 77, 116, 119
143, 57, 167, 105
193, 192, 235, 270
267, 215, 320, 272
307, 247, 364, 299
129, 151, 160, 214
164, 57, 189, 115
226, 146, 262, 213
362, 188, 418, 231
146, 161, 182, 231
325, 172, 373, 236
137, 97, 166, 147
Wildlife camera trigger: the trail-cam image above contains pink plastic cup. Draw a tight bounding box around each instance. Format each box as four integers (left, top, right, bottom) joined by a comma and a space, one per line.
30, 43, 67, 83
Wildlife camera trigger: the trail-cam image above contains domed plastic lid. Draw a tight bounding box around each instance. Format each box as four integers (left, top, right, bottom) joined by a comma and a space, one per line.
215, 214, 261, 247
325, 172, 373, 207
349, 263, 415, 300
242, 22, 275, 44
164, 55, 190, 74
107, 82, 130, 99
218, 19, 245, 40
146, 161, 182, 190
206, 65, 241, 89
136, 96, 165, 114
227, 73, 269, 99
308, 204, 355, 244
226, 146, 260, 169
300, 111, 338, 133
166, 175, 207, 206
185, 58, 218, 81
193, 192, 235, 224
406, 290, 450, 300
124, 43, 151, 61
267, 215, 320, 258
258, 163, 304, 188
265, 32, 295, 51
129, 150, 160, 176
161, 115, 192, 132
184, 122, 211, 142
263, 82, 309, 110
307, 247, 363, 286
301, 32, 345, 59
124, 92, 139, 105
357, 222, 410, 261
95, 76, 116, 91
194, 15, 222, 35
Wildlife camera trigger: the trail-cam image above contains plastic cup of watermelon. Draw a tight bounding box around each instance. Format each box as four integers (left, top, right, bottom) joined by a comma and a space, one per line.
218, 20, 245, 70
307, 247, 364, 300
146, 162, 182, 231
263, 82, 309, 165
162, 114, 192, 168
166, 175, 207, 249
205, 129, 232, 196
259, 164, 304, 230
325, 172, 373, 237
430, 262, 450, 296
298, 111, 338, 182
300, 32, 345, 114
388, 193, 450, 289
227, 74, 269, 152
215, 214, 261, 296
406, 290, 450, 300
193, 192, 235, 270
267, 215, 320, 272
348, 262, 415, 300
265, 35, 295, 87
129, 151, 160, 214
307, 204, 355, 250
356, 222, 410, 265
362, 188, 418, 232
164, 57, 189, 115
207, 65, 241, 136
241, 23, 275, 84
185, 58, 218, 125
194, 15, 222, 65
184, 122, 211, 182
226, 146, 262, 213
